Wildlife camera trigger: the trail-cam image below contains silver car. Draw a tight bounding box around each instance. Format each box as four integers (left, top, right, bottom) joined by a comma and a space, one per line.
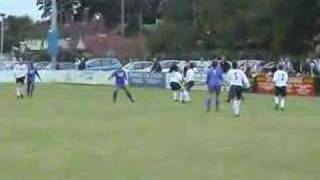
123, 61, 153, 72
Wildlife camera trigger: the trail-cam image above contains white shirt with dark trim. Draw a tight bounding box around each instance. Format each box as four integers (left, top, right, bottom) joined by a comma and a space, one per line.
227, 69, 250, 88
170, 71, 183, 84
273, 70, 288, 87
186, 68, 198, 82
13, 64, 28, 79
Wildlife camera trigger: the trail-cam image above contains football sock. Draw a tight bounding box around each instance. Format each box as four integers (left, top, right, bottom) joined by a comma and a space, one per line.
206, 97, 212, 111
113, 90, 118, 103
280, 98, 285, 109
126, 92, 134, 103
274, 97, 279, 105
215, 95, 220, 111
16, 87, 20, 97
232, 100, 237, 115
235, 100, 241, 116
184, 90, 190, 102
173, 92, 178, 101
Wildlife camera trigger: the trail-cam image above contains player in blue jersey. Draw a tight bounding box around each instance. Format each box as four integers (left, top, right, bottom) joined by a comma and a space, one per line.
109, 67, 135, 103
26, 63, 41, 97
205, 61, 224, 112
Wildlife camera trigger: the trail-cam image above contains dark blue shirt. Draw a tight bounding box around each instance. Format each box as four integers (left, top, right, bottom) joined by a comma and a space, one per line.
112, 69, 127, 86
27, 69, 40, 82
206, 67, 224, 87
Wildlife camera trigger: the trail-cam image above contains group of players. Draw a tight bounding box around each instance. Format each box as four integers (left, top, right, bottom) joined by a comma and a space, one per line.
12, 58, 289, 117
13, 59, 41, 99
168, 60, 289, 117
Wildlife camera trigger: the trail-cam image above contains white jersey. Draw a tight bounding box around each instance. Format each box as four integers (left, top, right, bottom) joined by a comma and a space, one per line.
170, 71, 183, 84
13, 63, 28, 79
273, 70, 288, 87
186, 68, 198, 82
227, 69, 250, 88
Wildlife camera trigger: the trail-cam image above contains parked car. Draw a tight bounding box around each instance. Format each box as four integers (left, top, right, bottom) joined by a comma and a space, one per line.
85, 58, 121, 71
123, 61, 153, 72
2, 60, 18, 70
0, 61, 9, 70
34, 61, 50, 70
46, 62, 77, 70
159, 60, 186, 72
181, 60, 212, 73
261, 61, 277, 73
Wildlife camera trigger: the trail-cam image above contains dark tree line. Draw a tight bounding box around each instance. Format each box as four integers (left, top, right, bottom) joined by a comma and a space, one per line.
35, 0, 320, 57
149, 0, 320, 57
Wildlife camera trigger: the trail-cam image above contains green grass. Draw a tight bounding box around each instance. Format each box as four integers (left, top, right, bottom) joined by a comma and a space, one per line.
0, 84, 320, 180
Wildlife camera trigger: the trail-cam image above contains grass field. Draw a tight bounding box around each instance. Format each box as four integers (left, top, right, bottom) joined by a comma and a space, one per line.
0, 84, 320, 180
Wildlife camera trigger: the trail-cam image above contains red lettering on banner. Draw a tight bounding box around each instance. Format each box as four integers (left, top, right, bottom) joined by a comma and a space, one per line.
255, 75, 315, 96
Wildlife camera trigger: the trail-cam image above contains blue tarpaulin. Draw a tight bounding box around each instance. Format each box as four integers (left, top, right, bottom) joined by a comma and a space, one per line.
47, 28, 59, 57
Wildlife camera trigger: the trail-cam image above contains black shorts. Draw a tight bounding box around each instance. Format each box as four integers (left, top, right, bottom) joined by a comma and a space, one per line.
186, 81, 195, 91
275, 86, 287, 97
16, 77, 25, 84
170, 82, 182, 91
230, 85, 243, 100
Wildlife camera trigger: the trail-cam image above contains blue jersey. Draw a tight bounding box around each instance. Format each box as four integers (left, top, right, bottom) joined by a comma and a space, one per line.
206, 67, 223, 87
27, 69, 40, 82
112, 69, 127, 86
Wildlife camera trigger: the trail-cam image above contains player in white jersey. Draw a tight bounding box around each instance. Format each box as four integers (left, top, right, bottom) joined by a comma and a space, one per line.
184, 63, 198, 103
169, 64, 184, 102
13, 60, 28, 99
227, 62, 250, 117
272, 64, 289, 111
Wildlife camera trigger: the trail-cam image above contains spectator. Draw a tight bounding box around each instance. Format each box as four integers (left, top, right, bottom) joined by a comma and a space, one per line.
183, 60, 190, 77
78, 57, 86, 70
220, 55, 231, 73
303, 58, 312, 76
244, 60, 252, 78
310, 59, 318, 77
292, 59, 301, 74
151, 58, 162, 73
315, 56, 320, 72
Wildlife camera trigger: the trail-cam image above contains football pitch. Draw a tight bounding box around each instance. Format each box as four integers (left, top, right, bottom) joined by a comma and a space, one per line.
1, 84, 320, 180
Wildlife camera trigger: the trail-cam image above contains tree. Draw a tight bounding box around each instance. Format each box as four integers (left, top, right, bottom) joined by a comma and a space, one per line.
37, 0, 82, 23
149, 0, 320, 57
4, 16, 36, 52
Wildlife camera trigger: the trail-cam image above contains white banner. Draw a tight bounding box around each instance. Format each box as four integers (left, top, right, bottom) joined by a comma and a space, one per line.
61, 70, 114, 85
0, 70, 208, 90
0, 70, 114, 85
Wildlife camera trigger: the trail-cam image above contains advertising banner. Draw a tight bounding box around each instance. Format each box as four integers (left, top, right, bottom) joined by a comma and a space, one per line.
0, 70, 114, 85
61, 70, 114, 85
256, 75, 315, 96
128, 72, 166, 88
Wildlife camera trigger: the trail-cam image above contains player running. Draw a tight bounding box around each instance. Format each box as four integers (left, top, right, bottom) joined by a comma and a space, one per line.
13, 59, 28, 99
205, 61, 224, 112
169, 63, 184, 102
26, 63, 41, 97
184, 63, 197, 103
227, 62, 250, 117
109, 67, 135, 103
272, 64, 288, 111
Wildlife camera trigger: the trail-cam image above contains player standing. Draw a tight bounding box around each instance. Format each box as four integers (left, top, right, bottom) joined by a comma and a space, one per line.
205, 61, 224, 112
227, 62, 250, 117
184, 63, 197, 103
169, 64, 184, 102
272, 64, 288, 111
109, 67, 135, 103
13, 59, 28, 99
26, 63, 41, 97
